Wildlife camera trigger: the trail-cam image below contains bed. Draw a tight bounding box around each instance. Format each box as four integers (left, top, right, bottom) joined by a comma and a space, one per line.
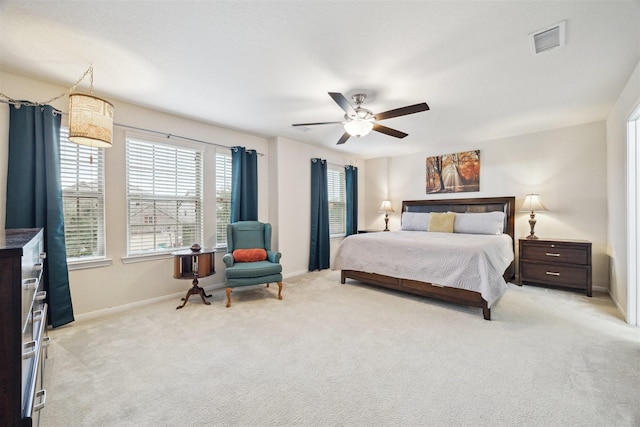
331, 196, 516, 320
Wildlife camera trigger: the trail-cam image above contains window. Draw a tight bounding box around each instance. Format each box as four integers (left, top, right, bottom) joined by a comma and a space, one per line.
126, 136, 203, 255
327, 164, 346, 237
215, 150, 232, 246
60, 127, 106, 261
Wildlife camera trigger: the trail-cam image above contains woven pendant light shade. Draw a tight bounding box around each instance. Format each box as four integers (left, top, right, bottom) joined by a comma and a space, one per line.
68, 93, 114, 147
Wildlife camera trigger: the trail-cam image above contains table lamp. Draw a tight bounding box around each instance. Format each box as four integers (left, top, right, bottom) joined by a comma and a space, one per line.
379, 200, 395, 231
520, 194, 547, 239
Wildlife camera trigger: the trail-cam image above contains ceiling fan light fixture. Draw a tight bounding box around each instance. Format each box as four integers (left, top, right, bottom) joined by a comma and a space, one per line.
344, 119, 373, 137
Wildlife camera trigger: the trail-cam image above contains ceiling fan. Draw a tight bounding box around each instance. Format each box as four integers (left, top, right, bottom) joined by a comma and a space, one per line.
292, 92, 430, 145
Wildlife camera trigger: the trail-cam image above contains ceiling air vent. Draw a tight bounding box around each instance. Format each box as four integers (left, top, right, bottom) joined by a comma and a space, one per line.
529, 21, 566, 54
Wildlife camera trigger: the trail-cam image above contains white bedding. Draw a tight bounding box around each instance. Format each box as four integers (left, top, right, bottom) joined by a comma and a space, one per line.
330, 231, 514, 307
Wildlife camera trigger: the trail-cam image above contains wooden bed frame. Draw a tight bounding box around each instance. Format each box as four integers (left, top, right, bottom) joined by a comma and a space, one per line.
340, 196, 516, 320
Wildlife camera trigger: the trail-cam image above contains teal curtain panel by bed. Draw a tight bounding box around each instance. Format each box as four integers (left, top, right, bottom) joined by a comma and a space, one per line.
230, 146, 258, 223
309, 158, 329, 271
345, 165, 358, 236
5, 103, 74, 328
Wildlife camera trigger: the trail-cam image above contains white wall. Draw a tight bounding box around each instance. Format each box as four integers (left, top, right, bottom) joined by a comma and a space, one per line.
364, 121, 610, 290
2, 68, 632, 318
606, 61, 640, 322
0, 72, 270, 315
272, 136, 365, 277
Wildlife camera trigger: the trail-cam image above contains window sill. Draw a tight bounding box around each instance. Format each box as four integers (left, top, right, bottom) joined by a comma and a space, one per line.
121, 252, 175, 264
67, 258, 113, 271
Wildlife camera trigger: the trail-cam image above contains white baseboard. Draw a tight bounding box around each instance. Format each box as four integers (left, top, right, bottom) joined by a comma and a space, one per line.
284, 269, 309, 280
74, 273, 309, 322
75, 281, 228, 322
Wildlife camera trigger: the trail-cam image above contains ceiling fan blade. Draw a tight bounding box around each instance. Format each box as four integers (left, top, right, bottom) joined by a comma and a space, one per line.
374, 102, 430, 121
328, 92, 356, 115
373, 123, 408, 139
336, 132, 351, 145
291, 121, 342, 127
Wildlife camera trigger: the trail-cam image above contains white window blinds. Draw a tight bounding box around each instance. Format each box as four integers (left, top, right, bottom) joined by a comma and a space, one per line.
126, 137, 203, 255
215, 150, 232, 246
60, 127, 106, 260
327, 164, 346, 237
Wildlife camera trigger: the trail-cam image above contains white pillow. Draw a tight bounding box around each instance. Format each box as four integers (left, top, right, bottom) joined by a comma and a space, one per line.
401, 212, 430, 231
453, 211, 505, 235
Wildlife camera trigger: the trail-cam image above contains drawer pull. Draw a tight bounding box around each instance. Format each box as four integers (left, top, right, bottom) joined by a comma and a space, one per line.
33, 309, 45, 322
33, 389, 46, 411
23, 340, 37, 359
35, 290, 47, 301
43, 336, 52, 348
545, 253, 561, 257
23, 278, 39, 290
546, 271, 561, 276
34, 262, 43, 271
40, 252, 47, 259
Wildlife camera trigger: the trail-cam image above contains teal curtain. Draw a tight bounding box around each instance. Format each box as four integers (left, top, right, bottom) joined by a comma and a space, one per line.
345, 165, 358, 236
6, 104, 74, 328
309, 158, 329, 270
230, 146, 258, 223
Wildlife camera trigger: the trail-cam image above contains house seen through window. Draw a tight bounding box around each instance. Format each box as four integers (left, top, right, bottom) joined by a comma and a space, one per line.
126, 136, 203, 255
60, 127, 106, 261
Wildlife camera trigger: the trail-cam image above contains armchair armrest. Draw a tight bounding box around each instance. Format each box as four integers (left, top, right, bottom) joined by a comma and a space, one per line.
222, 253, 235, 267
267, 250, 281, 264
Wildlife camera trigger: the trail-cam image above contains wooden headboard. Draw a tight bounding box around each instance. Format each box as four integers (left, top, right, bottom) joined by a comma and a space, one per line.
402, 196, 515, 239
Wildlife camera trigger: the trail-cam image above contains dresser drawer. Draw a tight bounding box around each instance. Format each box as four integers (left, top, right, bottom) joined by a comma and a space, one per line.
520, 243, 588, 265
520, 261, 589, 289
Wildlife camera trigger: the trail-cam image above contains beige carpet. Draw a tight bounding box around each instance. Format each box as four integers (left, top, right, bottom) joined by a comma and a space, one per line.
42, 270, 639, 426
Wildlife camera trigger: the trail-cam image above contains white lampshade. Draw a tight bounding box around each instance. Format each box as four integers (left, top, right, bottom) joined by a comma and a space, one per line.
520, 194, 547, 212
379, 200, 395, 213
68, 93, 114, 148
344, 119, 374, 137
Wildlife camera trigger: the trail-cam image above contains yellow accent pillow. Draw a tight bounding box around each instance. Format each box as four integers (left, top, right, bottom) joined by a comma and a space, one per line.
428, 212, 455, 233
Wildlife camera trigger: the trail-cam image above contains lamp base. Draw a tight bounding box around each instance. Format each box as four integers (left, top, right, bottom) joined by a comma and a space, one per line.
527, 212, 538, 240
384, 213, 390, 231
176, 276, 212, 309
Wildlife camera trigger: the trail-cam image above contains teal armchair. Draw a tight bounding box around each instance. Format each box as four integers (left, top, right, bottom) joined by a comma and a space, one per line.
222, 221, 283, 307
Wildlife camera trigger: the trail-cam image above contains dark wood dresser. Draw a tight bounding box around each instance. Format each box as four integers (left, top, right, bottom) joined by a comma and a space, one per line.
0, 228, 48, 427
519, 238, 592, 297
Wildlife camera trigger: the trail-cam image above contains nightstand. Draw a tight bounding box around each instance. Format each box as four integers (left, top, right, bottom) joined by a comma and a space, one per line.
357, 230, 384, 233
519, 238, 592, 297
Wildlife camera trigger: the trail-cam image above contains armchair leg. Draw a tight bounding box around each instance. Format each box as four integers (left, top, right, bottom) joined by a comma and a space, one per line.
225, 288, 232, 308
277, 282, 283, 300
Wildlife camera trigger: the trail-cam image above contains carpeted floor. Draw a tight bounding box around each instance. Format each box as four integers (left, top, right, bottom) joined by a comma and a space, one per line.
41, 270, 639, 426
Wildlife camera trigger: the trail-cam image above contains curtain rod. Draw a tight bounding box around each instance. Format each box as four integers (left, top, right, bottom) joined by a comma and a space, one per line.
114, 122, 264, 156
1, 100, 264, 156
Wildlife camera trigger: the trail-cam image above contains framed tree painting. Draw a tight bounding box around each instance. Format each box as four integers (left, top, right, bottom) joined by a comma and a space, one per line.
426, 150, 480, 194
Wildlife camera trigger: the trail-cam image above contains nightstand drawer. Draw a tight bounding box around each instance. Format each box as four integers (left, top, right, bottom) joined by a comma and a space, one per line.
519, 238, 592, 296
520, 261, 589, 289
520, 244, 588, 265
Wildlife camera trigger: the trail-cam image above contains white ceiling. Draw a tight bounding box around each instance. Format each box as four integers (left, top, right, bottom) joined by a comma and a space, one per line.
1, 1, 639, 159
